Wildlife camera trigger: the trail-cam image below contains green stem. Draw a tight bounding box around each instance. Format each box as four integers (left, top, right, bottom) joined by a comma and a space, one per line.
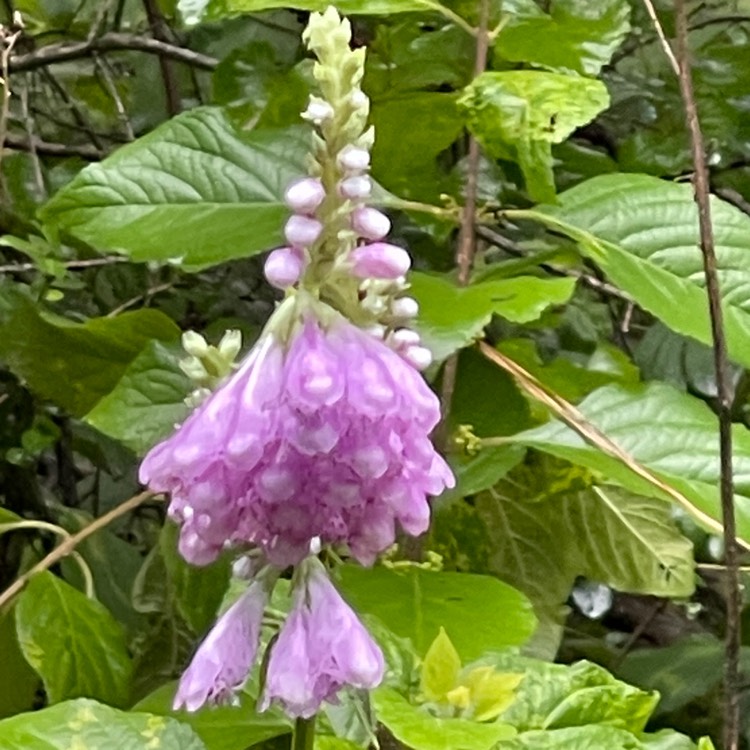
292, 716, 316, 750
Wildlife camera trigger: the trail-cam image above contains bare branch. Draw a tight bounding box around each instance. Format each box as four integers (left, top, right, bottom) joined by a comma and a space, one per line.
142, 0, 181, 116
672, 1, 741, 747
2, 131, 102, 159
9, 33, 218, 74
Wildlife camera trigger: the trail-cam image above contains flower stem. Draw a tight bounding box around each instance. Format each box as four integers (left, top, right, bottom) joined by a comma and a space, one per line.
292, 716, 316, 750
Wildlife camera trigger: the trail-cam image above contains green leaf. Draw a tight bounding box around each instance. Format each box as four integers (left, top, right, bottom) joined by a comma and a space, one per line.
370, 93, 464, 202
14, 572, 132, 706
496, 0, 631, 76
160, 521, 231, 635
373, 687, 516, 750
503, 725, 644, 749
410, 272, 576, 361
40, 108, 309, 270
491, 653, 658, 733
0, 611, 38, 719
514, 381, 750, 543
85, 341, 190, 454
0, 293, 179, 416
460, 72, 609, 201
0, 698, 206, 749
420, 627, 462, 702
135, 681, 291, 750
336, 565, 536, 660
518, 173, 750, 368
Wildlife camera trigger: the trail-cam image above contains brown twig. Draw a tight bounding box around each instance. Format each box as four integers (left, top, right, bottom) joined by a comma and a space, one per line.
0, 256, 128, 273
439, 0, 490, 433
639, 0, 681, 75
142, 0, 181, 116
0, 23, 22, 192
0, 490, 156, 611
9, 33, 218, 73
2, 131, 103, 159
673, 2, 741, 747
93, 53, 134, 141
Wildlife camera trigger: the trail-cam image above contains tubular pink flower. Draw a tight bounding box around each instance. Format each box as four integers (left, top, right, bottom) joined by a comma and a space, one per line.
284, 178, 326, 214
264, 247, 306, 289
352, 206, 391, 241
173, 577, 270, 712
284, 215, 323, 247
261, 559, 384, 718
350, 243, 411, 280
139, 303, 454, 567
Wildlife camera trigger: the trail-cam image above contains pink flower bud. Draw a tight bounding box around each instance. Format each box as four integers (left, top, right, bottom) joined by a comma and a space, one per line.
403, 345, 432, 370
302, 97, 334, 125
284, 178, 325, 214
390, 328, 421, 348
391, 297, 419, 319
339, 175, 371, 200
264, 247, 305, 289
338, 145, 370, 172
284, 215, 323, 246
350, 243, 411, 280
352, 206, 390, 240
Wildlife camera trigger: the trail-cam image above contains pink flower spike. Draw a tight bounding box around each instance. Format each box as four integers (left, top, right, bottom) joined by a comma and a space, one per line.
338, 145, 370, 172
284, 215, 323, 247
264, 247, 306, 289
261, 559, 384, 718
352, 206, 391, 241
173, 577, 270, 712
284, 178, 325, 214
350, 243, 411, 280
339, 175, 372, 200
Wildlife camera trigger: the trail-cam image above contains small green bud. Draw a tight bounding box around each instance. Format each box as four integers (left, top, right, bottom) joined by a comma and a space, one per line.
218, 329, 242, 361
182, 330, 209, 358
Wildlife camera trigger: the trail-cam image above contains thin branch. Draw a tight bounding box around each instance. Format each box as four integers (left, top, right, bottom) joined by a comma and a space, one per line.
0, 25, 22, 194
9, 32, 218, 73
2, 131, 102, 159
640, 0, 680, 76
18, 77, 45, 197
0, 256, 128, 273
478, 342, 736, 541
439, 0, 490, 437
673, 2, 741, 747
93, 53, 134, 141
475, 225, 632, 302
0, 490, 156, 611
142, 0, 181, 116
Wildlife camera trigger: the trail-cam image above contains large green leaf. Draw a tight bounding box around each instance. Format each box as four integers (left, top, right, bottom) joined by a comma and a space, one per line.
459, 71, 609, 201
136, 681, 291, 750
14, 572, 132, 706
40, 108, 309, 270
496, 0, 631, 76
0, 612, 38, 719
336, 566, 536, 660
0, 293, 178, 416
0, 698, 206, 750
410, 272, 576, 361
502, 726, 644, 749
373, 687, 516, 750
513, 381, 750, 542
513, 173, 750, 368
84, 341, 191, 454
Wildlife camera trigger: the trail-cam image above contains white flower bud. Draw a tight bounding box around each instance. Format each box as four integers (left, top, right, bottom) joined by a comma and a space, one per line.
339, 175, 371, 200
182, 330, 209, 358
403, 345, 432, 370
218, 329, 242, 361
302, 96, 334, 125
390, 296, 419, 319
390, 328, 421, 348
350, 89, 368, 109
338, 145, 370, 172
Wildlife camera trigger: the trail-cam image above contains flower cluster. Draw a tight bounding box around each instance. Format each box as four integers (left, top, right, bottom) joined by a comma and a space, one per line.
140, 6, 454, 722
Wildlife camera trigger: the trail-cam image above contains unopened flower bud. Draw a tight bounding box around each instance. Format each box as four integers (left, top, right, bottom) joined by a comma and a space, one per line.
264, 247, 306, 289
284, 178, 325, 214
350, 243, 411, 280
284, 215, 323, 246
390, 328, 421, 348
390, 296, 419, 319
363, 324, 386, 339
182, 331, 209, 358
350, 89, 368, 109
339, 175, 371, 200
338, 145, 370, 172
403, 345, 432, 370
180, 356, 209, 382
352, 206, 390, 240
302, 97, 334, 125
218, 329, 242, 361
